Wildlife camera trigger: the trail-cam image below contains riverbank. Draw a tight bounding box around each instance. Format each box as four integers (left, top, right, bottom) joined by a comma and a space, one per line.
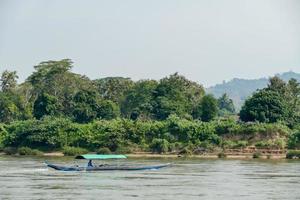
1, 147, 296, 159
14, 151, 286, 159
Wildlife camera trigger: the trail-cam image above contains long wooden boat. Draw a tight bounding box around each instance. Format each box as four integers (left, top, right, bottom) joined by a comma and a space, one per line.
45, 154, 170, 171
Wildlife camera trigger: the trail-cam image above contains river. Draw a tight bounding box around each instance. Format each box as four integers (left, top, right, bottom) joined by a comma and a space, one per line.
0, 156, 299, 200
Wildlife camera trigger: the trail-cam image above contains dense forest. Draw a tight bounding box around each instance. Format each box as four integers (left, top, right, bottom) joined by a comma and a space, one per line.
0, 59, 299, 156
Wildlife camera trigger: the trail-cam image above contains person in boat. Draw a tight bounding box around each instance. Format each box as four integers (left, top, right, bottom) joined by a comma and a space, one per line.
87, 160, 93, 167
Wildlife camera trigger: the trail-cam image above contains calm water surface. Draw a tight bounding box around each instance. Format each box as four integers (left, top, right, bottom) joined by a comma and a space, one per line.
0, 156, 299, 200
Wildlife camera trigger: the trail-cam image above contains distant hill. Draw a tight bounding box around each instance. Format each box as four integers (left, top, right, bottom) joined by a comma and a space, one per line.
207, 71, 300, 110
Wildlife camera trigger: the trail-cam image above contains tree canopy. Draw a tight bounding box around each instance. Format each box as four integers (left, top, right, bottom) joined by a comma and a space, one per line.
240, 76, 300, 126
3, 59, 299, 127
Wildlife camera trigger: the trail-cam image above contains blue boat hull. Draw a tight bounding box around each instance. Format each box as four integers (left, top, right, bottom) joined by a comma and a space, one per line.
45, 162, 170, 171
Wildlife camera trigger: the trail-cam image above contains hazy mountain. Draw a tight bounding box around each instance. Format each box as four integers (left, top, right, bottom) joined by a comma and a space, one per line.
207, 71, 300, 110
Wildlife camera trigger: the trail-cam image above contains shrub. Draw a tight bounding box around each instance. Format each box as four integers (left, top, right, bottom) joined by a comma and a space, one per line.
62, 146, 88, 156
18, 147, 43, 156
115, 146, 132, 154
178, 147, 192, 155
235, 141, 248, 148
255, 141, 272, 149
150, 139, 169, 154
96, 147, 111, 154
222, 140, 236, 149
218, 152, 227, 158
274, 138, 286, 149
288, 130, 300, 149
169, 142, 184, 152
253, 152, 262, 159
286, 150, 300, 159
222, 140, 248, 149
198, 141, 216, 152
3, 147, 17, 155
255, 139, 286, 149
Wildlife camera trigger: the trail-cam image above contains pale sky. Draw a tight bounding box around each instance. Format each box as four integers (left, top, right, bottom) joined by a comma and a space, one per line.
0, 0, 299, 87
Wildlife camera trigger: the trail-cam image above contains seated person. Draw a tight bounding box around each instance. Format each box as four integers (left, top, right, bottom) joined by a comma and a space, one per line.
87, 160, 93, 167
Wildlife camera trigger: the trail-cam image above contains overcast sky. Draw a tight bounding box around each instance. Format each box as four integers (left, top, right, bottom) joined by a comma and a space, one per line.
0, 0, 299, 87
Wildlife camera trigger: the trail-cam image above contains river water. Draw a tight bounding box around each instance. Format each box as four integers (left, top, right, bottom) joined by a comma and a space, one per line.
0, 156, 299, 200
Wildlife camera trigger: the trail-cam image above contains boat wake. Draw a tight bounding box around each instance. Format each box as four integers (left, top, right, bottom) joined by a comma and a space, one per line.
0, 168, 48, 176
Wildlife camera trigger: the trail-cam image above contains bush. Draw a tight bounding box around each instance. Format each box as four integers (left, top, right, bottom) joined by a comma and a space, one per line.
286, 150, 300, 159
253, 152, 262, 159
222, 140, 248, 149
255, 141, 272, 149
169, 142, 184, 152
3, 147, 17, 155
115, 146, 132, 154
274, 138, 286, 149
288, 130, 300, 149
178, 147, 192, 155
96, 147, 111, 154
218, 152, 227, 158
255, 139, 286, 149
62, 146, 88, 156
235, 141, 248, 148
150, 139, 169, 154
18, 147, 43, 156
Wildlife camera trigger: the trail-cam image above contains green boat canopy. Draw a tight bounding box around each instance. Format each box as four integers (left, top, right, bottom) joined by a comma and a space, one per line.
75, 154, 127, 160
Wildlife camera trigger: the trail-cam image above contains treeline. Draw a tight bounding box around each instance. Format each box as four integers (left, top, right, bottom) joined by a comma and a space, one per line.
0, 59, 235, 123
0, 59, 300, 153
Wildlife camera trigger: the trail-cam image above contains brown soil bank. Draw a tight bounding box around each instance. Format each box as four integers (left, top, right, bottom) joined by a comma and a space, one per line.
39, 151, 287, 159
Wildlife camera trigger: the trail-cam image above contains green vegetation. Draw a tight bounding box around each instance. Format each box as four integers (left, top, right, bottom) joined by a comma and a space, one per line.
3, 147, 17, 155
218, 152, 227, 158
0, 116, 292, 155
0, 59, 299, 157
288, 130, 300, 149
286, 150, 300, 159
97, 147, 112, 154
240, 76, 300, 126
18, 147, 43, 156
62, 146, 88, 156
217, 93, 235, 117
253, 152, 262, 159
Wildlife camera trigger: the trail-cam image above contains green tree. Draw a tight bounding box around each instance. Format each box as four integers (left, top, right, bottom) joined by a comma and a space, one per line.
93, 77, 134, 103
194, 94, 218, 122
288, 130, 300, 149
33, 93, 61, 119
267, 76, 287, 94
97, 100, 120, 120
286, 78, 300, 126
0, 93, 20, 123
0, 91, 31, 123
217, 93, 235, 116
0, 70, 18, 92
240, 90, 288, 123
27, 59, 95, 117
72, 90, 119, 123
72, 90, 99, 123
121, 80, 158, 119
153, 73, 205, 120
